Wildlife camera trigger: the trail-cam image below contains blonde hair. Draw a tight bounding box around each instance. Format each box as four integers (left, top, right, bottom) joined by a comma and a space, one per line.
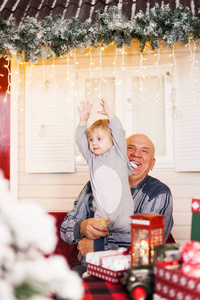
87, 119, 112, 139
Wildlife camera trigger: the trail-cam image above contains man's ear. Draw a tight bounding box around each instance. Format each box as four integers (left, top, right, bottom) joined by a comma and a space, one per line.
151, 158, 156, 171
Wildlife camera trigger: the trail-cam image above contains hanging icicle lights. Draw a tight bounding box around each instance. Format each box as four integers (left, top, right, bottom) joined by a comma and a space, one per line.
2, 59, 11, 103
2, 41, 199, 106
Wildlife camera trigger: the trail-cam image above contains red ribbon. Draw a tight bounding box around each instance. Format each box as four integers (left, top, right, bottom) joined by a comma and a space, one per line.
123, 246, 131, 255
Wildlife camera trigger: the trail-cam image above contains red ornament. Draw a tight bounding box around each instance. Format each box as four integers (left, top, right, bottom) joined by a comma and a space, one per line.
132, 286, 147, 299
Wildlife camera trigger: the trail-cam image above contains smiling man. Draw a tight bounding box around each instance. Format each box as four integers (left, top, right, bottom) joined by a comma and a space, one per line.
61, 133, 173, 277
127, 134, 156, 187
126, 134, 173, 231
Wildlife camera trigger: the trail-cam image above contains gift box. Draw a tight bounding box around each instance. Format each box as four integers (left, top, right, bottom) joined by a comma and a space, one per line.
191, 199, 200, 242
153, 243, 180, 263
86, 248, 131, 283
154, 261, 200, 300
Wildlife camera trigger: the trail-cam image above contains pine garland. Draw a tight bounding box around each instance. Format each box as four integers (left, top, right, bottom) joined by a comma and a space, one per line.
0, 4, 199, 63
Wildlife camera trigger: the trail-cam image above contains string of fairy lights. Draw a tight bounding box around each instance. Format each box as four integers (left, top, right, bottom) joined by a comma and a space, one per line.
188, 40, 198, 102
0, 59, 11, 102
0, 41, 199, 112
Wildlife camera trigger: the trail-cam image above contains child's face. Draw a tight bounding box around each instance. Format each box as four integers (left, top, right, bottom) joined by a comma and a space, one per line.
88, 129, 113, 155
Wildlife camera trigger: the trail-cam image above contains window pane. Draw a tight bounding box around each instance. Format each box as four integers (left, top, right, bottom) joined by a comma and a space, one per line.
76, 76, 115, 166
85, 78, 115, 126
132, 76, 166, 156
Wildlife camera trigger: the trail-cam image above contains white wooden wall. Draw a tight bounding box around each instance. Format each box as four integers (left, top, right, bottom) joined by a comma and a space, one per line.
151, 170, 200, 245
13, 44, 200, 247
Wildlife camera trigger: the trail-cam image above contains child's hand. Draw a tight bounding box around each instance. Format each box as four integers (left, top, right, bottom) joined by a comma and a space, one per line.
98, 98, 115, 119
78, 101, 93, 124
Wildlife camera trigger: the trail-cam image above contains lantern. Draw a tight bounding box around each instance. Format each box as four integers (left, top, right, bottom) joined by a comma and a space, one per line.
130, 214, 164, 266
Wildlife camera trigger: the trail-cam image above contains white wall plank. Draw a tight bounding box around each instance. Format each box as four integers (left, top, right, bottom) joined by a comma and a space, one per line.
19, 172, 90, 185
170, 185, 200, 198
173, 212, 192, 226
151, 170, 200, 184
19, 185, 84, 198
173, 198, 192, 212
19, 198, 75, 212
172, 226, 191, 241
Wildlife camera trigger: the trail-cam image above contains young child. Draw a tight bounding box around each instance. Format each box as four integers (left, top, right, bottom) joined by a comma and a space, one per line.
76, 98, 136, 232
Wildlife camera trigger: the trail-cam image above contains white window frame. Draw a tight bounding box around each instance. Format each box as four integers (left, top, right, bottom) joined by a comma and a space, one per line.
124, 65, 174, 168
75, 65, 174, 170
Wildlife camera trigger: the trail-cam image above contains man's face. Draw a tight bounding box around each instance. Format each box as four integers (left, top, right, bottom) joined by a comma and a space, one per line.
126, 134, 156, 181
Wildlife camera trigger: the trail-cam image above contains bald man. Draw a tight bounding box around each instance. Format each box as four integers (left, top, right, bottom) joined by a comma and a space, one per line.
61, 134, 173, 276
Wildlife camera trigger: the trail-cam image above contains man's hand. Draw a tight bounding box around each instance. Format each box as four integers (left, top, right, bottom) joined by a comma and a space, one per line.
77, 237, 94, 257
79, 217, 109, 239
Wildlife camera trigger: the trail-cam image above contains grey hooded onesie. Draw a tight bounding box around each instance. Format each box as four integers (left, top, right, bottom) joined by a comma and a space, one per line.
76, 116, 135, 232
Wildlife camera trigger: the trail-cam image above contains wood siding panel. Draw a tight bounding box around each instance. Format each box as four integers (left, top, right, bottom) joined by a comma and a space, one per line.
151, 170, 200, 184
173, 198, 192, 212
173, 212, 192, 226
172, 226, 191, 242
19, 172, 90, 185
19, 198, 75, 212
19, 185, 83, 198
170, 185, 200, 198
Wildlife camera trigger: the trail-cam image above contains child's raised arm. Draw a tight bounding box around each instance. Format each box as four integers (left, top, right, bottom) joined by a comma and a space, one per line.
97, 98, 115, 120
77, 101, 93, 126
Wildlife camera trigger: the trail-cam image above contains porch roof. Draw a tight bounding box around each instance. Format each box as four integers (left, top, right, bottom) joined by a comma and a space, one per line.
0, 0, 199, 24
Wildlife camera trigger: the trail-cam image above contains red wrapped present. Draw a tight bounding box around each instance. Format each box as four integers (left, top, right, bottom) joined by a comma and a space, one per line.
191, 199, 200, 213
191, 199, 200, 242
179, 241, 200, 280
182, 263, 200, 279
180, 241, 200, 264
154, 261, 200, 300
86, 248, 131, 283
